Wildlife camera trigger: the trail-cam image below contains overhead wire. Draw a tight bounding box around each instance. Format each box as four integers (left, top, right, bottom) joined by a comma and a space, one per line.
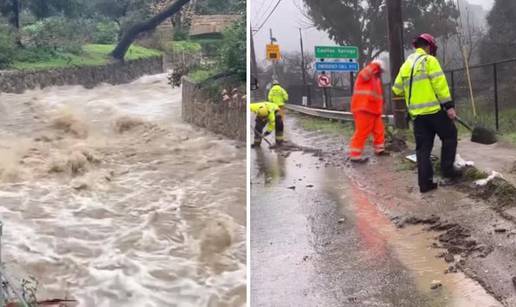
254, 0, 274, 28
253, 0, 268, 26
254, 0, 283, 34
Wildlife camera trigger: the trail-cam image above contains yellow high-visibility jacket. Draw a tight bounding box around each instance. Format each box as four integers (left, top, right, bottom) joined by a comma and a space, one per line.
250, 102, 279, 133
268, 85, 289, 107
392, 48, 453, 117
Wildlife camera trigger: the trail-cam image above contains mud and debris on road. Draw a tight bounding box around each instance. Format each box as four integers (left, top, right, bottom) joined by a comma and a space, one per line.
252, 112, 515, 306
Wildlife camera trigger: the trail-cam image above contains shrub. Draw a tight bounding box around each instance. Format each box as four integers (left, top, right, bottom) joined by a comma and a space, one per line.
13, 47, 56, 63
218, 17, 245, 81
171, 41, 202, 54
0, 23, 16, 69
194, 38, 223, 57
92, 21, 119, 44
173, 29, 189, 41
22, 17, 91, 54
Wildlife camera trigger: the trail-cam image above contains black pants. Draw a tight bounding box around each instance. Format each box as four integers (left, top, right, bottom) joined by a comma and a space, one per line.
413, 110, 457, 188
254, 111, 284, 145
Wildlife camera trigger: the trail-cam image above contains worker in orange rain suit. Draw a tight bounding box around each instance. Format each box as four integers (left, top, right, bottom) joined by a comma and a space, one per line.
348, 60, 388, 163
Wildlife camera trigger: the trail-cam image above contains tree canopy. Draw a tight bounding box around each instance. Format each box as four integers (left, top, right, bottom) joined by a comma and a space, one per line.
479, 0, 516, 63
302, 0, 459, 65
195, 0, 241, 14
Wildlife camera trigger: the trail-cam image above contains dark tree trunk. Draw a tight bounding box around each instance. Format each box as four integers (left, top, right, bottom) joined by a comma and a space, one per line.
111, 0, 191, 60
12, 0, 19, 29
12, 0, 22, 47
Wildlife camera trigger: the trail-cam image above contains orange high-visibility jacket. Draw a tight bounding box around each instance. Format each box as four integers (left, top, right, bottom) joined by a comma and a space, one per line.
351, 63, 384, 115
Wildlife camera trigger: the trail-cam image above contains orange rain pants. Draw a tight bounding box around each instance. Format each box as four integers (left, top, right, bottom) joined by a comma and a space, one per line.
349, 111, 385, 159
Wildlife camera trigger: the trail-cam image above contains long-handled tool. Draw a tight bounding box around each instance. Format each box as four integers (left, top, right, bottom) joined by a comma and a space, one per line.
254, 128, 273, 148
455, 116, 497, 145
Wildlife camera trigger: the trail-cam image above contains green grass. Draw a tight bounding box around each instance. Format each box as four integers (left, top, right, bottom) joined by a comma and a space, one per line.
192, 37, 223, 44
188, 68, 218, 82
394, 157, 416, 172
500, 132, 516, 145
10, 44, 161, 71
296, 115, 354, 137
168, 41, 202, 53
454, 103, 516, 146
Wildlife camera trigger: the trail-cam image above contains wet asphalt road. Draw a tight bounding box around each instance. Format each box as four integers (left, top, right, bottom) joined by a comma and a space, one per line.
250, 114, 502, 307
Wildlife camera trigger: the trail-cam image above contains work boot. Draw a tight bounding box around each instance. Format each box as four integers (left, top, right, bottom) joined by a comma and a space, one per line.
375, 150, 391, 156
443, 169, 463, 179
350, 157, 369, 164
420, 182, 438, 193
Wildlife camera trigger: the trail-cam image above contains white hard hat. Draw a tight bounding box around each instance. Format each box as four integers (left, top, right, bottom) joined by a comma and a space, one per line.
371, 59, 385, 71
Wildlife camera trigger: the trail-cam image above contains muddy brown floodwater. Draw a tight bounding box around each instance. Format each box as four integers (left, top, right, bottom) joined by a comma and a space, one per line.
251, 114, 502, 307
0, 74, 246, 306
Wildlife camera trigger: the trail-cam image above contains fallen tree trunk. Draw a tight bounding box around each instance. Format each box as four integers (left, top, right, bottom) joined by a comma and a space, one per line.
111, 0, 191, 60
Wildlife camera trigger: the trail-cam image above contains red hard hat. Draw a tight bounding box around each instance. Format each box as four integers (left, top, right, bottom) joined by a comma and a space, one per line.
413, 33, 437, 56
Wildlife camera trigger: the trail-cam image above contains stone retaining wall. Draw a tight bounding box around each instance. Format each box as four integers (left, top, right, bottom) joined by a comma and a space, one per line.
182, 77, 245, 142
0, 56, 163, 93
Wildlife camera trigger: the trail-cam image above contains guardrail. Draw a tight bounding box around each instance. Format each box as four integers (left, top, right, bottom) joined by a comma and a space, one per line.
285, 104, 394, 125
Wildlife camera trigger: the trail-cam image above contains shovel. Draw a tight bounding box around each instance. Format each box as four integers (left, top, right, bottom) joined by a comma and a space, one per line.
455, 116, 497, 145
254, 129, 273, 148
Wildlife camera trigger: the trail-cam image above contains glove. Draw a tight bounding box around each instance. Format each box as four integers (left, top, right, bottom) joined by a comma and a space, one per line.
264, 131, 271, 137
443, 100, 455, 110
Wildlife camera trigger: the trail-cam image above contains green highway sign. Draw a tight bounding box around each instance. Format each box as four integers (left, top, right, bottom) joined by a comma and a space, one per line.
315, 46, 358, 59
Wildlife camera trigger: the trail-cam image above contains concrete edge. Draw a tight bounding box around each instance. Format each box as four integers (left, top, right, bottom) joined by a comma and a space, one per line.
0, 55, 164, 93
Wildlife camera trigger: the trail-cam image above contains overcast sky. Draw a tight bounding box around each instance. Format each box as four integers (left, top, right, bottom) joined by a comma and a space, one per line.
251, 0, 495, 62
468, 0, 494, 9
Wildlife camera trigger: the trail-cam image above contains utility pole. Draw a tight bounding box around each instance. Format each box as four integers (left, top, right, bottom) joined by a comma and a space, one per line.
270, 28, 278, 80
299, 28, 307, 86
251, 27, 259, 92
299, 28, 310, 106
387, 0, 407, 129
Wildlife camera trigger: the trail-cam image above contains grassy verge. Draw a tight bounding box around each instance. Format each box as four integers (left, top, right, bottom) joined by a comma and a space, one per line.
10, 44, 161, 71
500, 132, 516, 145
456, 103, 516, 146
296, 115, 354, 138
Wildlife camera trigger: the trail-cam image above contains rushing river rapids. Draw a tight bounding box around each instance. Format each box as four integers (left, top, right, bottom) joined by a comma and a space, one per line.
0, 74, 246, 306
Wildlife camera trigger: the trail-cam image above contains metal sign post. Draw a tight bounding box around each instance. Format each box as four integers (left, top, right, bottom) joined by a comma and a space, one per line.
323, 87, 327, 109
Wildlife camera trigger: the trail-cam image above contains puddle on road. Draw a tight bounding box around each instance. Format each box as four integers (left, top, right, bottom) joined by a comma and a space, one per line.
279, 117, 503, 306
252, 135, 501, 307
331, 159, 502, 307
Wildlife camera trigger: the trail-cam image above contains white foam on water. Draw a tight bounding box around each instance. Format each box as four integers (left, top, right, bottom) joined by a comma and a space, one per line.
0, 74, 245, 306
